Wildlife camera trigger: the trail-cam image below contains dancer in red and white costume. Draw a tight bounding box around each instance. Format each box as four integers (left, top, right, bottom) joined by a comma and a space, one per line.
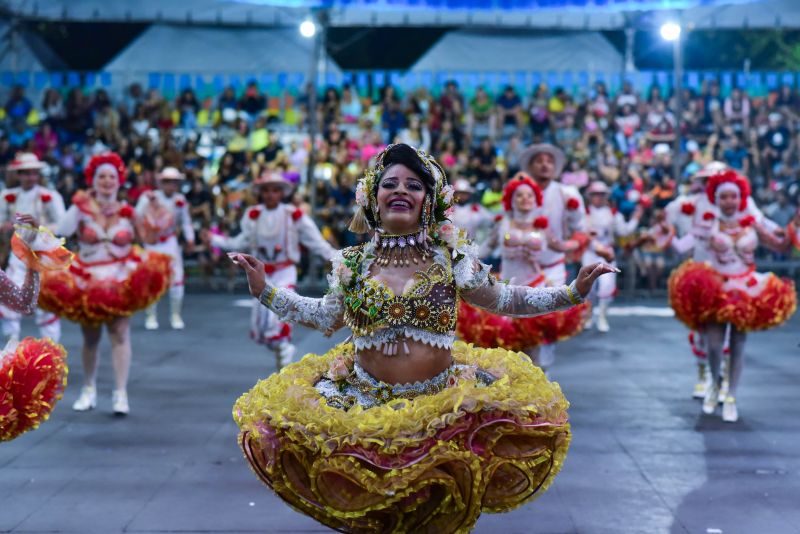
208, 171, 336, 370
38, 153, 171, 415
518, 144, 588, 369
135, 167, 196, 331
1, 216, 73, 442
449, 178, 494, 241
583, 181, 640, 332
666, 162, 781, 399
0, 153, 65, 343
459, 173, 591, 372
669, 170, 796, 422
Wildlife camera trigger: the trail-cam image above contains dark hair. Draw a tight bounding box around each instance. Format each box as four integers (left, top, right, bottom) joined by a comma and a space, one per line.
377, 144, 435, 191
362, 144, 437, 229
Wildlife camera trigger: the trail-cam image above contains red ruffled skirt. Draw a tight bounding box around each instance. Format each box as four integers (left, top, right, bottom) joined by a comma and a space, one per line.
38, 247, 171, 326
668, 260, 797, 331
0, 337, 68, 442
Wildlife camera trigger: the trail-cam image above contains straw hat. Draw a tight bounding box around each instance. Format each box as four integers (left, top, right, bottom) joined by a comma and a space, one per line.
518, 144, 566, 176
157, 167, 185, 181
7, 153, 45, 171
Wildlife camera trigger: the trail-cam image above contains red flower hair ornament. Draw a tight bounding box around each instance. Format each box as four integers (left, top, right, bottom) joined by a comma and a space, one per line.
84, 152, 127, 187
502, 173, 543, 212
706, 170, 750, 212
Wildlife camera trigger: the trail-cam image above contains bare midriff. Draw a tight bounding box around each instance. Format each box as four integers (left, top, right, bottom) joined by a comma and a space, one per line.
356, 341, 453, 385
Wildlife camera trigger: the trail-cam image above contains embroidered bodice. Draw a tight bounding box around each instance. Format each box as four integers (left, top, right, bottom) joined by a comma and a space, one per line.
710, 219, 757, 276
258, 234, 585, 355
500, 219, 547, 286
135, 190, 195, 243
340, 245, 458, 350
56, 191, 136, 264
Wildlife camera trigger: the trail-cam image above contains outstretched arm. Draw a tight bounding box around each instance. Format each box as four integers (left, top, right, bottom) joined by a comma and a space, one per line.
460, 257, 616, 317
232, 252, 344, 335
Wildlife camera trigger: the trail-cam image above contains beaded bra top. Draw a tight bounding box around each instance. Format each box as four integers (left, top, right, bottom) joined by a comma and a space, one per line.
338, 244, 458, 351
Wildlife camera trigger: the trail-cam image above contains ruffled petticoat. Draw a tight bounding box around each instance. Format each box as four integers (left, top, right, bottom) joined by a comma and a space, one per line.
668, 260, 797, 331
0, 337, 68, 442
456, 300, 589, 352
38, 247, 171, 326
234, 341, 570, 534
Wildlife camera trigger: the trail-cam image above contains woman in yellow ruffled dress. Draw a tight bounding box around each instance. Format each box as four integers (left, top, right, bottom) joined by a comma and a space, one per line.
1, 216, 73, 441
231, 144, 615, 533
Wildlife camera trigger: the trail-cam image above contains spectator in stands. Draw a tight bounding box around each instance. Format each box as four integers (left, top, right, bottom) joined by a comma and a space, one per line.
40, 88, 65, 128
496, 85, 523, 139
467, 86, 495, 142
724, 87, 751, 132
527, 84, 550, 142
177, 88, 201, 130
4, 85, 32, 125
340, 84, 362, 123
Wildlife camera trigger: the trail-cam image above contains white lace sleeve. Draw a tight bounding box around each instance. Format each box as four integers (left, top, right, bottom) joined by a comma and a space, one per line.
259, 286, 344, 336
257, 254, 345, 335
461, 277, 584, 318
452, 242, 492, 290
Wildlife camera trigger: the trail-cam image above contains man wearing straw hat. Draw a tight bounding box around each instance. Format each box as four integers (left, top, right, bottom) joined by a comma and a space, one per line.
135, 166, 196, 330
0, 152, 65, 343
519, 143, 588, 372
207, 170, 336, 371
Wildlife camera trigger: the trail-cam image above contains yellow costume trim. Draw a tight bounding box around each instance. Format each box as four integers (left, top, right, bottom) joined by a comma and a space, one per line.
234, 341, 570, 533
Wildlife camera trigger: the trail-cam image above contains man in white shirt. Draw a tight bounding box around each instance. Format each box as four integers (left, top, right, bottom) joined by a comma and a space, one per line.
135, 167, 196, 330
0, 153, 66, 342
519, 143, 587, 371
208, 171, 336, 370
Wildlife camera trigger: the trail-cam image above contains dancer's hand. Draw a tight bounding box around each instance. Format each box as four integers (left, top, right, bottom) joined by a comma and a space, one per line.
575, 262, 619, 298
229, 252, 266, 297
15, 214, 38, 227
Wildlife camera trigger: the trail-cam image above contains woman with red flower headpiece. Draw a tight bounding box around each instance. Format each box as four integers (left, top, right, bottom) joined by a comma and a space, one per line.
37, 152, 172, 416
457, 173, 594, 373
668, 170, 796, 422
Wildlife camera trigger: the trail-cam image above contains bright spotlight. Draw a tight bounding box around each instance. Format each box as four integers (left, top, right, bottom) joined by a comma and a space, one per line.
660, 22, 681, 41
299, 19, 316, 38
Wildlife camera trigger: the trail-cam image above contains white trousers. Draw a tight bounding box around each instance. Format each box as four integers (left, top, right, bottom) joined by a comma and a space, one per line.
251, 265, 298, 349
144, 236, 184, 301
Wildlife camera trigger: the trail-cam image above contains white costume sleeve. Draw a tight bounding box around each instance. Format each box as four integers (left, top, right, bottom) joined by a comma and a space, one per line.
55, 205, 80, 238
671, 233, 695, 254
613, 212, 639, 237
211, 212, 255, 251
256, 251, 347, 335
296, 213, 337, 261
134, 193, 150, 217
0, 191, 10, 225
179, 198, 196, 243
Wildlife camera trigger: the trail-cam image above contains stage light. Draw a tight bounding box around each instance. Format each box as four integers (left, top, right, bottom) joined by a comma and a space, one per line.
660, 22, 681, 42
299, 19, 316, 38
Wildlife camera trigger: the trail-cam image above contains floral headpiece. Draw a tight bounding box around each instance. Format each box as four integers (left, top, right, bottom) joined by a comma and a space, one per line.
350, 143, 453, 234
706, 170, 750, 212
502, 173, 543, 212
84, 152, 127, 187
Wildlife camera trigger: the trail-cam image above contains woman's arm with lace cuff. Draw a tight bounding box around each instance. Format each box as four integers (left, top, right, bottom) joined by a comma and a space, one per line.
462, 275, 583, 318
258, 285, 344, 336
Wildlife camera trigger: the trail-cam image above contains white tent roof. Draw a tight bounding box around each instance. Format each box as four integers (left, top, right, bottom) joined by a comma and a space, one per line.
105, 24, 341, 74
7, 0, 787, 29
411, 31, 623, 75
0, 23, 66, 72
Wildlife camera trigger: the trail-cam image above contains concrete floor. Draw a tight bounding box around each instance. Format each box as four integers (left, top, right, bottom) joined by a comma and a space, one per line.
1, 293, 798, 534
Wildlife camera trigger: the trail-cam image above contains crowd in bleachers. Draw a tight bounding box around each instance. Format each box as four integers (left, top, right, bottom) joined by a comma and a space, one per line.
2, 77, 800, 291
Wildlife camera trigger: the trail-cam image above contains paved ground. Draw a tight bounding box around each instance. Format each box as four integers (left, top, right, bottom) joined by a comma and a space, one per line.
1, 293, 799, 534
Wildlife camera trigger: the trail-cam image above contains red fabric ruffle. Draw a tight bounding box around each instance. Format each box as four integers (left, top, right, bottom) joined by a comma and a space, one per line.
457, 301, 589, 351
0, 337, 68, 442
38, 248, 171, 326
668, 260, 796, 331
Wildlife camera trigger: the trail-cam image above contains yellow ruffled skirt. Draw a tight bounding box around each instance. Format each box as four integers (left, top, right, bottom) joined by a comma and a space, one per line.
233, 341, 570, 533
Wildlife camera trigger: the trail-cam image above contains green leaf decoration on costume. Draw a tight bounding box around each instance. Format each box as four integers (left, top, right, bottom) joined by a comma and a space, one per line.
351, 298, 363, 311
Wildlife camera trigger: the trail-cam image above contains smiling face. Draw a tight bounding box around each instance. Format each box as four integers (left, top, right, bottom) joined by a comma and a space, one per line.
717, 188, 740, 217
94, 167, 119, 198
376, 163, 427, 235
513, 184, 537, 213
589, 193, 607, 208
